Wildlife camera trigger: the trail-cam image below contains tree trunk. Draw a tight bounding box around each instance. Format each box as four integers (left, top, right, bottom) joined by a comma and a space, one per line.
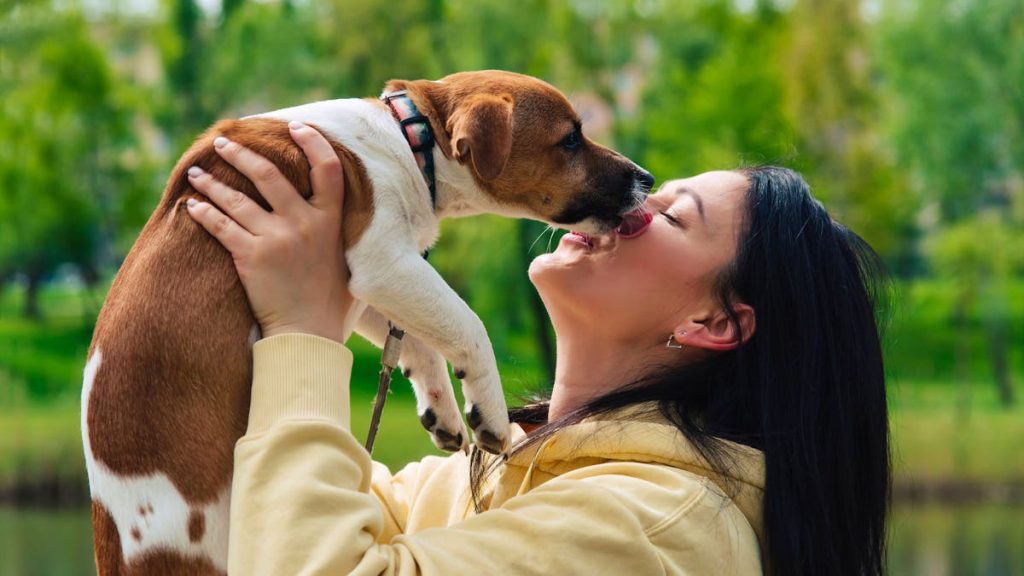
24, 272, 42, 320
0, 268, 11, 304
989, 318, 1015, 407
78, 262, 101, 319
953, 291, 972, 422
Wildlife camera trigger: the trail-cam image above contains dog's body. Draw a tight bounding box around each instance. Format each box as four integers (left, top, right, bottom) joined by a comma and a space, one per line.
83, 71, 652, 574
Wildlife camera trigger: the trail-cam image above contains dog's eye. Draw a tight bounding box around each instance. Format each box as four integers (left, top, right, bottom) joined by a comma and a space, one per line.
560, 129, 582, 151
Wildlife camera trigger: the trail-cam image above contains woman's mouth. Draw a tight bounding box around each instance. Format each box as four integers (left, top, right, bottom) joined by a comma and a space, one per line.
566, 231, 594, 248
615, 206, 653, 238
565, 207, 650, 250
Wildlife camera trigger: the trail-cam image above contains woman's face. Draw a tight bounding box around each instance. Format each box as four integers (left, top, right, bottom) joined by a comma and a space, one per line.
529, 170, 750, 346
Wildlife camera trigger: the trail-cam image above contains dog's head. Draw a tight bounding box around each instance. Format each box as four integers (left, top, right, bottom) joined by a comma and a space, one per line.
387, 71, 654, 233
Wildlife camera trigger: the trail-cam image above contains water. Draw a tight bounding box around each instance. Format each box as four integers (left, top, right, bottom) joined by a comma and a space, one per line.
0, 507, 93, 576
888, 504, 1024, 575
0, 504, 1021, 575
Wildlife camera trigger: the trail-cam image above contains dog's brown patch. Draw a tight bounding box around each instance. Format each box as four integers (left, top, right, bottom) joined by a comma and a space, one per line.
86, 118, 375, 514
88, 117, 375, 569
126, 552, 223, 576
92, 500, 124, 575
188, 509, 205, 543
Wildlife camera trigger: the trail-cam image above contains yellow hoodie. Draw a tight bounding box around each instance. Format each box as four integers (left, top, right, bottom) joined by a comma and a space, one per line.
230, 334, 765, 575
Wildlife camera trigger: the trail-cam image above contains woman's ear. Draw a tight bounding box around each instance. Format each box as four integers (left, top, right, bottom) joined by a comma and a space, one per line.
674, 303, 756, 351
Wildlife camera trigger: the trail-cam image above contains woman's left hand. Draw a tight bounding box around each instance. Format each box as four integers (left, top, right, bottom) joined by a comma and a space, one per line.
185, 120, 353, 344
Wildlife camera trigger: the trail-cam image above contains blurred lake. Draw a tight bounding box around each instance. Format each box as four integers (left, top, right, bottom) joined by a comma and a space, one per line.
1, 504, 1022, 575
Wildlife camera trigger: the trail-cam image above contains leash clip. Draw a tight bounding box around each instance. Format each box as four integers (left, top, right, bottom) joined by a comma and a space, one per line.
364, 323, 405, 453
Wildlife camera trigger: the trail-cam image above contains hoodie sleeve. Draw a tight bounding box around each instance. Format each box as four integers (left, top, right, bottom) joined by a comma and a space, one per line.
229, 333, 760, 575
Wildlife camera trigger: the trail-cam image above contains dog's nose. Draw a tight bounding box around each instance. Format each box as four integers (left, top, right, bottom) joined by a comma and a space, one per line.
634, 169, 655, 190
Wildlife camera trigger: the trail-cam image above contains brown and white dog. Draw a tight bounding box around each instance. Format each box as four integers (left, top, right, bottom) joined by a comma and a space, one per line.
82, 70, 653, 574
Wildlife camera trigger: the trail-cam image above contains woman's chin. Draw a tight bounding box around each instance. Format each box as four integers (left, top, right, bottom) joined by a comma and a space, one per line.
530, 250, 580, 278
529, 251, 590, 299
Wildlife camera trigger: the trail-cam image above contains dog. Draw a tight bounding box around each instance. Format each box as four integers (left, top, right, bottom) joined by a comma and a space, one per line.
82, 70, 654, 574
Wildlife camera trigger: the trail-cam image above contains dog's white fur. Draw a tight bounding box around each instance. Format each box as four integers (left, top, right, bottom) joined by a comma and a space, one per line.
83, 350, 232, 571
256, 97, 512, 449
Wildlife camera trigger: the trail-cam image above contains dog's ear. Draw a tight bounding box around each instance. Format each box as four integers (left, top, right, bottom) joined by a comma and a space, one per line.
448, 94, 514, 182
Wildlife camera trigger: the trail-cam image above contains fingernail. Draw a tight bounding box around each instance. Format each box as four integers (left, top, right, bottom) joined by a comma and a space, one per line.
288, 120, 305, 130
187, 166, 203, 178
186, 198, 198, 208
214, 136, 229, 149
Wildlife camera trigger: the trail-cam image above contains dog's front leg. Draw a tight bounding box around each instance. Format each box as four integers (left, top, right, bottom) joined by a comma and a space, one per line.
348, 249, 510, 455
354, 305, 468, 452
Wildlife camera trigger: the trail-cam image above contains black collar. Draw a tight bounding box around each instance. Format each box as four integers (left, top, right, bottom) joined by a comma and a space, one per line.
381, 90, 437, 210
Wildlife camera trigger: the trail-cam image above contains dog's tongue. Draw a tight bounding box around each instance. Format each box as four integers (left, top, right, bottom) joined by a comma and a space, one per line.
616, 207, 653, 238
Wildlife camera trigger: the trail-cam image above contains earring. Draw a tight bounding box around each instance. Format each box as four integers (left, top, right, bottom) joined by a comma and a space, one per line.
666, 332, 684, 349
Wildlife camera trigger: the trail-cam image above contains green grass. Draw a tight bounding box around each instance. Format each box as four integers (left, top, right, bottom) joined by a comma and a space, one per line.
889, 379, 1024, 483
0, 405, 86, 491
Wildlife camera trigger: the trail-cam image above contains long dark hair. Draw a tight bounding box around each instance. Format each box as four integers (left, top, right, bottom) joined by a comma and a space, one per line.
472, 166, 891, 575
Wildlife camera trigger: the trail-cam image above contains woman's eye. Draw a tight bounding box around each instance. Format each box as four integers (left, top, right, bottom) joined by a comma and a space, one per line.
661, 210, 683, 227
560, 130, 582, 151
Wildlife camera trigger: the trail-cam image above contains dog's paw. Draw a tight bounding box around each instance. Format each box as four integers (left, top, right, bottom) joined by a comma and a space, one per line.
418, 407, 469, 452
455, 367, 511, 455
465, 403, 510, 456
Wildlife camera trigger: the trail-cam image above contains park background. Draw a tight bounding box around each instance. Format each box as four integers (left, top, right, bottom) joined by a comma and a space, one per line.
1, 0, 1022, 574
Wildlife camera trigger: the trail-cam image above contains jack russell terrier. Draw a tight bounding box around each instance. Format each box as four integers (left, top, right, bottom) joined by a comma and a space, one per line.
82, 70, 654, 574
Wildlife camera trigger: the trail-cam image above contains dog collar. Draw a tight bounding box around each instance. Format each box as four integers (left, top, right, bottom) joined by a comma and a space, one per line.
381, 90, 437, 210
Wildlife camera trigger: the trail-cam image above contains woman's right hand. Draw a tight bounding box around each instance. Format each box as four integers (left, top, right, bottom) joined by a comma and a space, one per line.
186, 121, 353, 343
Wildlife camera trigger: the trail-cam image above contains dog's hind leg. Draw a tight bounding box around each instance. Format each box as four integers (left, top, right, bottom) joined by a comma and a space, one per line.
355, 306, 468, 452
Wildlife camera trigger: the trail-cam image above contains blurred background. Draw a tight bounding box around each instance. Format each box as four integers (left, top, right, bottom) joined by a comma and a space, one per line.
1, 0, 1022, 573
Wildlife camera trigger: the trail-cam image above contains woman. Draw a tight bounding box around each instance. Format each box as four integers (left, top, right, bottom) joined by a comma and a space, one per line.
186, 121, 890, 575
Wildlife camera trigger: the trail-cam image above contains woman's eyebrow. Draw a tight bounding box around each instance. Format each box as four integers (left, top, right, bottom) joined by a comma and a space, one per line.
674, 186, 705, 223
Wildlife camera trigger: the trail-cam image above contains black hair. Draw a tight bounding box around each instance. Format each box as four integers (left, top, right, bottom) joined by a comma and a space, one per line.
471, 166, 891, 575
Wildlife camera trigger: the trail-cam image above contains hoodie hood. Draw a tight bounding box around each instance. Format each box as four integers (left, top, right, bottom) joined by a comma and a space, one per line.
491, 402, 765, 544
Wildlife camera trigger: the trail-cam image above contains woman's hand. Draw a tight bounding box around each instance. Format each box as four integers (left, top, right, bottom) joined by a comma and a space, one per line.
186, 120, 353, 343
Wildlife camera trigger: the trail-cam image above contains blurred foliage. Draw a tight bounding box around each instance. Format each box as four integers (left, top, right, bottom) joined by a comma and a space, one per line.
0, 0, 1022, 410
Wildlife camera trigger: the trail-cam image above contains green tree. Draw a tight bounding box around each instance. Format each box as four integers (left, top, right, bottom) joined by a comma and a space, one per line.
929, 212, 1024, 407
781, 0, 912, 268
631, 1, 793, 180
0, 6, 146, 318
201, 0, 323, 114
879, 0, 1024, 224
880, 0, 1024, 405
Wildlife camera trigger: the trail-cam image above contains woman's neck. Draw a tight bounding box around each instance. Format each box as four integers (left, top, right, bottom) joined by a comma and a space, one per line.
548, 333, 648, 422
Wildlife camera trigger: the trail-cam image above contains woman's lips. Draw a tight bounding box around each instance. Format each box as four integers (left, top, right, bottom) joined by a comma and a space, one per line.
565, 208, 651, 250
616, 207, 653, 238
566, 231, 594, 248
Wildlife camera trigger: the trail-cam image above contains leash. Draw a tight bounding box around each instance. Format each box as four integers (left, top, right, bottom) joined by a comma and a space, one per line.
364, 90, 439, 454
364, 323, 405, 453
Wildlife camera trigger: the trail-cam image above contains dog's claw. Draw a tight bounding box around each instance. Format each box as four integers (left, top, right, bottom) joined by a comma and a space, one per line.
465, 404, 483, 430
419, 408, 438, 431
473, 428, 508, 456
464, 403, 509, 455
432, 428, 466, 452
418, 408, 468, 452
